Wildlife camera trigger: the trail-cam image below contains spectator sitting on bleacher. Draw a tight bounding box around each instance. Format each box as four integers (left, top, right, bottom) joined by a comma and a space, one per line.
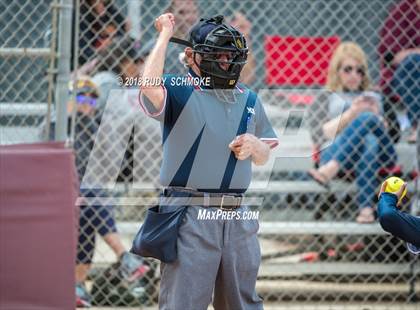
308, 42, 397, 224
378, 0, 420, 143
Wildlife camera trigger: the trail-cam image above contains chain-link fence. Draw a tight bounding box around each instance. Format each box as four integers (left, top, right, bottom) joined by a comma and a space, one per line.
1, 0, 419, 308
0, 0, 54, 144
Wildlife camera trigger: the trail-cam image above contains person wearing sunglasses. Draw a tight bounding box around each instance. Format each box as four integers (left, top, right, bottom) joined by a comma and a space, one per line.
308, 42, 397, 223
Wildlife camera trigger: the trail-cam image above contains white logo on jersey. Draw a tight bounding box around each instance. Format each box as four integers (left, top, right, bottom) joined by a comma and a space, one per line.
247, 107, 255, 115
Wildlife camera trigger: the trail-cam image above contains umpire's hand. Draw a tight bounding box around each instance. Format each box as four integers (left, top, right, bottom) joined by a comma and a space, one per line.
154, 13, 175, 36
229, 133, 259, 160
229, 133, 271, 165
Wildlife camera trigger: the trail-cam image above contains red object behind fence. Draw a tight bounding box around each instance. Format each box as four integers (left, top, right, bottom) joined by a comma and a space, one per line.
265, 35, 341, 86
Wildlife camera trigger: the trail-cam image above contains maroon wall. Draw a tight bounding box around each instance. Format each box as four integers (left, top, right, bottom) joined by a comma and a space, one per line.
0, 142, 79, 310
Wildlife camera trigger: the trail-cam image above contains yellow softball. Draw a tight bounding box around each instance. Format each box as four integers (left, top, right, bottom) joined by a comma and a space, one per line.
384, 176, 407, 202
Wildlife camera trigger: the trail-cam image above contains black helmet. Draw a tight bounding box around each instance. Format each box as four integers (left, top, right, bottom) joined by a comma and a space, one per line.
188, 15, 248, 89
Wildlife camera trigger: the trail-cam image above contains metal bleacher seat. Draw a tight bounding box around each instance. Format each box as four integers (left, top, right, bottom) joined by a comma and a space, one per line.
0, 102, 47, 144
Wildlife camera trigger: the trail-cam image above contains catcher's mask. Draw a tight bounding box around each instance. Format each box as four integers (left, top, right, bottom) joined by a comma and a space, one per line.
171, 15, 248, 89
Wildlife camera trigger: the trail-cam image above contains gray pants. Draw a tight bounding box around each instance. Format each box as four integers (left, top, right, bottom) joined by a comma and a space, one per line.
158, 193, 263, 310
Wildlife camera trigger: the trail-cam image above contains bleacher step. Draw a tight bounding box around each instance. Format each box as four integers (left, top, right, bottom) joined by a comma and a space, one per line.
116, 221, 389, 236
112, 179, 418, 195
256, 280, 420, 294
253, 127, 417, 174
248, 180, 418, 194
259, 262, 419, 276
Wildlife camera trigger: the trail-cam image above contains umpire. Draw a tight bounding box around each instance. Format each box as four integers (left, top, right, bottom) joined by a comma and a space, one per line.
139, 13, 278, 310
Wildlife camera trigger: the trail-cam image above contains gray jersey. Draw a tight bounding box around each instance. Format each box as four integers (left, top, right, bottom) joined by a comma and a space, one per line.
140, 71, 278, 192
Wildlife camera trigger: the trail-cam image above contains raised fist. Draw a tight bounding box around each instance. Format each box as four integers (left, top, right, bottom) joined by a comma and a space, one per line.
154, 13, 175, 36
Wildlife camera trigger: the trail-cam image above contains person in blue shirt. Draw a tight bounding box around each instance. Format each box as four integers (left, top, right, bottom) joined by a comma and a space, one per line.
139, 13, 278, 310
377, 181, 420, 255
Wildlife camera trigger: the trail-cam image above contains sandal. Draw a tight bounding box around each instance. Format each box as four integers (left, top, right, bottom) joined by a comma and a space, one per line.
356, 207, 375, 223
308, 168, 330, 189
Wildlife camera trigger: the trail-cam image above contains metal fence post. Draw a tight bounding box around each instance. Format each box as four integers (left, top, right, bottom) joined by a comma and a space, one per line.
408, 126, 420, 302
54, 0, 73, 141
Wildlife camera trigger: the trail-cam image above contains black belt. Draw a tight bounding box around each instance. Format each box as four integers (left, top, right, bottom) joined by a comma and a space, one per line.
163, 187, 243, 210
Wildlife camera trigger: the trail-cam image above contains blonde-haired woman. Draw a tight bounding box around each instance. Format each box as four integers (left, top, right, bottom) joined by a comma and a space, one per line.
308, 42, 397, 223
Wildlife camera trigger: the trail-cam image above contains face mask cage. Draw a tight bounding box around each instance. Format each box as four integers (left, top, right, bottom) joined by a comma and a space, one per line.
193, 50, 247, 74
193, 25, 248, 66
191, 24, 248, 89
198, 49, 247, 67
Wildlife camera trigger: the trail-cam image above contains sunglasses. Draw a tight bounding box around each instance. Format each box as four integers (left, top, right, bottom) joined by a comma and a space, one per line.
76, 94, 97, 107
341, 65, 365, 76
